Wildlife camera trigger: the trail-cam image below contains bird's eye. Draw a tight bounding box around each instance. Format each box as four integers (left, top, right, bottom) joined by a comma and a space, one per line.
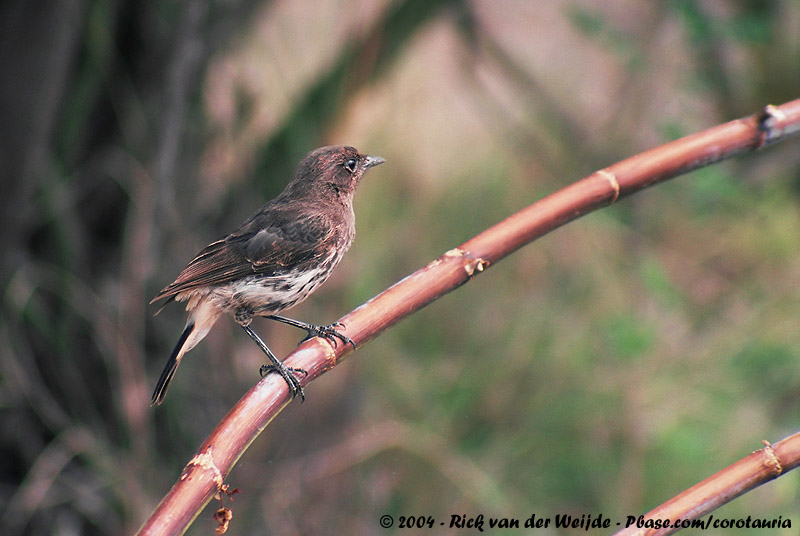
344, 158, 357, 173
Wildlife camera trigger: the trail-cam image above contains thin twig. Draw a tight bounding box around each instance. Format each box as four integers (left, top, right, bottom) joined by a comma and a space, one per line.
614, 433, 800, 536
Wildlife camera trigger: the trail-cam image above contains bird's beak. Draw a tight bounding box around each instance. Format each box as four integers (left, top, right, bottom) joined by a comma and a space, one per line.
364, 156, 386, 169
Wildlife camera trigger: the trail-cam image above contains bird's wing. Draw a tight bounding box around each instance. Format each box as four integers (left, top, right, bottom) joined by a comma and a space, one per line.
151, 207, 333, 303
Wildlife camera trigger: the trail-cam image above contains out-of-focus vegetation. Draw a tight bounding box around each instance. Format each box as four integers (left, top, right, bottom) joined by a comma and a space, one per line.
2, 1, 799, 534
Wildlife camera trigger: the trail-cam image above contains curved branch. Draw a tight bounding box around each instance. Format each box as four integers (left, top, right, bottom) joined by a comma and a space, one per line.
614, 432, 800, 536
137, 98, 800, 535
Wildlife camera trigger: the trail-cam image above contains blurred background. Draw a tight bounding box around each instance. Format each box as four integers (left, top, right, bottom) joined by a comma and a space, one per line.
2, 0, 799, 534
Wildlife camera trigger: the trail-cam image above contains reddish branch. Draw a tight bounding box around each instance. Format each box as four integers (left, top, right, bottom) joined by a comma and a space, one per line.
614, 434, 800, 536
137, 99, 800, 535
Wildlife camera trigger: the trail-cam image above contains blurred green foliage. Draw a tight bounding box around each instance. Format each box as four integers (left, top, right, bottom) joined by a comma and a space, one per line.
1, 1, 799, 535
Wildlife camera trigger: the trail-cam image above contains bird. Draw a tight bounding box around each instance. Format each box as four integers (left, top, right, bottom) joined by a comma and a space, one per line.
149, 145, 385, 406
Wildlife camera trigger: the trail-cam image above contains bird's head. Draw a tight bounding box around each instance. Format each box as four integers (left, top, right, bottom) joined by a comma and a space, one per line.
287, 145, 385, 201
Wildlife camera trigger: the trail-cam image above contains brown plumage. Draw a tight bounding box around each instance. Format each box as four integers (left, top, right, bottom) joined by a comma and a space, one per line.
150, 145, 384, 405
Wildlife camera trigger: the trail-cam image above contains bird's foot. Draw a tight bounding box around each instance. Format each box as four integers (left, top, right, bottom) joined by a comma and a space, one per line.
301, 321, 356, 350
259, 362, 308, 401
263, 315, 356, 350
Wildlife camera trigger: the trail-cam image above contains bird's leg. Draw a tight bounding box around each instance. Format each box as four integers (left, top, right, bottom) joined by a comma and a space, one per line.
264, 314, 356, 350
241, 325, 306, 401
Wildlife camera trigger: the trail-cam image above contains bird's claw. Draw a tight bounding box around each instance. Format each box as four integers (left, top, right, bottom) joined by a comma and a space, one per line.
302, 322, 356, 350
259, 362, 308, 401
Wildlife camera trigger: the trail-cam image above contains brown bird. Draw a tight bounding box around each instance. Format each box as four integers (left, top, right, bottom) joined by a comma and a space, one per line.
150, 145, 385, 405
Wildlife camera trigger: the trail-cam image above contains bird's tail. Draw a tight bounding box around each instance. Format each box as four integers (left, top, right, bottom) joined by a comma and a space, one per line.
150, 322, 194, 406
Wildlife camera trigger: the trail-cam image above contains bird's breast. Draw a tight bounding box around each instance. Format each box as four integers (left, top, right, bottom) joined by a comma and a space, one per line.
208, 248, 343, 316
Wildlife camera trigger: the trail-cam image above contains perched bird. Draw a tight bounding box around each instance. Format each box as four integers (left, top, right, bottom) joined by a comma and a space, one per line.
150, 145, 385, 405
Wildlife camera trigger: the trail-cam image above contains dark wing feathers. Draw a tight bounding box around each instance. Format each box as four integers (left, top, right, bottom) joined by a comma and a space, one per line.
150, 239, 248, 302
151, 208, 333, 303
